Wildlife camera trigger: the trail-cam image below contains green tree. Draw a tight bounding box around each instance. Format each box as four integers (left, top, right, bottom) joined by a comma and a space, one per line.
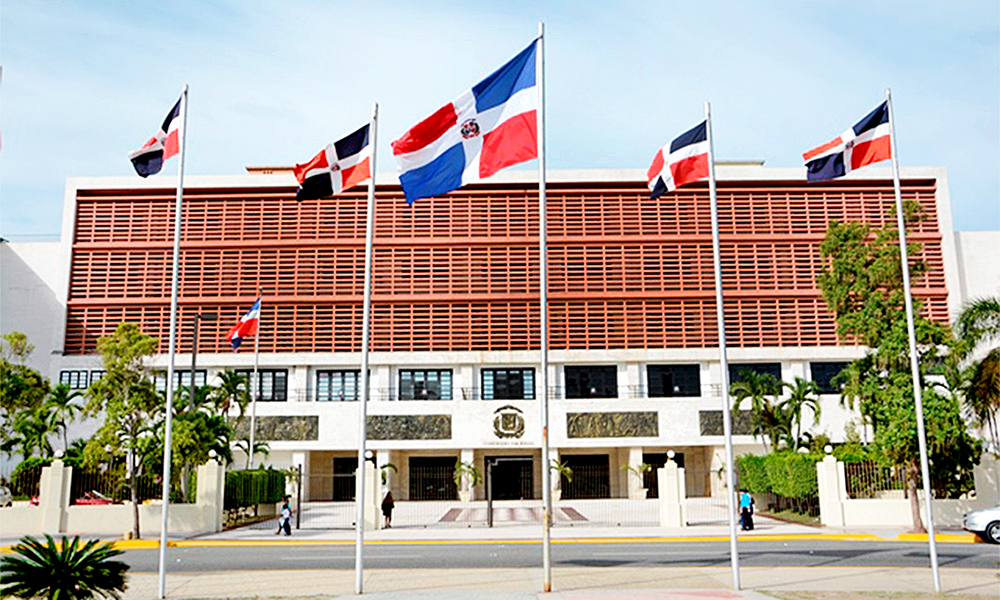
211, 369, 250, 418
0, 534, 128, 600
0, 332, 50, 449
84, 322, 161, 540
730, 370, 784, 453
818, 207, 982, 531
780, 377, 822, 452
952, 296, 1000, 451
1, 404, 56, 461
233, 435, 270, 470
46, 384, 84, 454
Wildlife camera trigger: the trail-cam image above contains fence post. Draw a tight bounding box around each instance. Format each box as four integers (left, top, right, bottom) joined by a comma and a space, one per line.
816, 455, 845, 527
196, 461, 224, 532
658, 462, 686, 528
364, 461, 379, 531
972, 454, 999, 508
39, 459, 72, 534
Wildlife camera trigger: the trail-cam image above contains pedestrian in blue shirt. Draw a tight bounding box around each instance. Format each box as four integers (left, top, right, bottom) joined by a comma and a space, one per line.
739, 488, 754, 531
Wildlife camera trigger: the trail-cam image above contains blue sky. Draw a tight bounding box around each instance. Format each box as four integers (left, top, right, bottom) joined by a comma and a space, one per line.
2, 1, 998, 238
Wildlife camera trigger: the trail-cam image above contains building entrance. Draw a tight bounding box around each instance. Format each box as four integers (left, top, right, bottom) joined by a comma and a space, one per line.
485, 456, 534, 500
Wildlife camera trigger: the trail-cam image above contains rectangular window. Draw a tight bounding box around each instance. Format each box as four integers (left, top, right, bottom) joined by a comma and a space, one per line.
728, 363, 781, 385
59, 370, 90, 389
399, 369, 452, 401
409, 456, 458, 500
810, 362, 850, 393
316, 370, 361, 402
647, 364, 700, 397
154, 370, 208, 394
482, 368, 535, 400
565, 366, 617, 399
236, 369, 288, 402
561, 455, 610, 499
89, 371, 105, 385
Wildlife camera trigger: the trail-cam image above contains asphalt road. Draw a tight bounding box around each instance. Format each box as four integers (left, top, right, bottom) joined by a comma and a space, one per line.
122, 540, 1000, 572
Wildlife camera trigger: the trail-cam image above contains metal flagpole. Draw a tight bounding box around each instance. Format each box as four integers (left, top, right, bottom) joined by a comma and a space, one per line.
885, 87, 941, 593
355, 102, 379, 595
158, 83, 189, 600
536, 22, 552, 594
248, 291, 260, 469
705, 101, 741, 591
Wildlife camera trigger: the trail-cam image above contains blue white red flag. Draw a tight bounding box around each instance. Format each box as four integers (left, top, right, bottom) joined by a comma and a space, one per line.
226, 298, 261, 352
392, 40, 538, 204
803, 101, 891, 182
647, 121, 709, 200
294, 124, 372, 200
129, 96, 182, 177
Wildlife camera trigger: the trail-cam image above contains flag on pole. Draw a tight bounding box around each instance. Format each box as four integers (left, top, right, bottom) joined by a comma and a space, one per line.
392, 40, 538, 205
803, 101, 891, 182
294, 124, 372, 200
647, 121, 710, 200
226, 298, 261, 351
129, 96, 183, 177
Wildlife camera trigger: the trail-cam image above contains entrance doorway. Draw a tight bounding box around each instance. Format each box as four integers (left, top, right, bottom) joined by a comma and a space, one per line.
485, 456, 534, 500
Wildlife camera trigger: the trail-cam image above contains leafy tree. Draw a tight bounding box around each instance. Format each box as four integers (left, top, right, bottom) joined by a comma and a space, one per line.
1, 404, 56, 461
780, 377, 822, 452
730, 370, 784, 453
233, 435, 270, 470
1, 331, 34, 363
0, 332, 50, 449
84, 322, 161, 540
0, 534, 128, 600
818, 206, 982, 531
211, 369, 250, 418
951, 296, 1000, 451
46, 384, 84, 454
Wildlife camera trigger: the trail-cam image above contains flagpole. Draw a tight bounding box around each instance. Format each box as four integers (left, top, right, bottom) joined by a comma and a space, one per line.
705, 101, 740, 590
535, 21, 552, 594
248, 291, 260, 469
158, 83, 188, 600
355, 101, 379, 595
885, 88, 940, 593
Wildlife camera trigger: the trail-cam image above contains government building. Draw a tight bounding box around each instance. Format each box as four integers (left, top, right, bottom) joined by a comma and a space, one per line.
3, 164, 997, 509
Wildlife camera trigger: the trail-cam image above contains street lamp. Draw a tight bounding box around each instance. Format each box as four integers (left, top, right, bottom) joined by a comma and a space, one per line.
189, 312, 217, 408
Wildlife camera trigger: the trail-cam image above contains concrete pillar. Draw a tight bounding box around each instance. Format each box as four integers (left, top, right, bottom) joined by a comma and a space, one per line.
363, 462, 379, 531
293, 451, 308, 501
972, 455, 999, 508
379, 450, 396, 494
290, 366, 309, 402
658, 459, 686, 528
459, 448, 475, 501
39, 459, 72, 534
627, 447, 646, 500
816, 455, 845, 527
196, 461, 225, 532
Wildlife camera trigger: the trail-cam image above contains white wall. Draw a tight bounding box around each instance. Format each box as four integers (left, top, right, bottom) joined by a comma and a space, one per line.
0, 241, 63, 373
953, 231, 1000, 309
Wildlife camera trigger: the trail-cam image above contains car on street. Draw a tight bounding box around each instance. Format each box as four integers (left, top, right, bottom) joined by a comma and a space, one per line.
962, 504, 1000, 544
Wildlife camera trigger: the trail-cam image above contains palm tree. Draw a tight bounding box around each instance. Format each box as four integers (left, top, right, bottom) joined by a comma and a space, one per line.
953, 296, 1000, 451
1, 405, 56, 460
234, 435, 270, 469
211, 369, 250, 418
730, 370, 782, 453
780, 377, 822, 451
0, 534, 129, 600
46, 384, 84, 453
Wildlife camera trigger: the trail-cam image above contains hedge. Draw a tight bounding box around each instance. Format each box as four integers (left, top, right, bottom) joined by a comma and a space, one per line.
224, 468, 286, 510
737, 452, 819, 498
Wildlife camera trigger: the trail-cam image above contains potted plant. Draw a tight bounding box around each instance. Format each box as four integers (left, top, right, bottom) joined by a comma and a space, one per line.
621, 463, 652, 499
550, 460, 574, 503
453, 460, 481, 503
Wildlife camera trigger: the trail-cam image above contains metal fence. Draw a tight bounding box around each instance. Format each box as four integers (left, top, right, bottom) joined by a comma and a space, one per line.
72, 469, 165, 504
9, 464, 44, 500
844, 461, 908, 499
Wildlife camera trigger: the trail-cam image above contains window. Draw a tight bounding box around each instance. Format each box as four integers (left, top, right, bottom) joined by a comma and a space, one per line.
647, 365, 700, 397
409, 456, 458, 500
561, 455, 610, 499
811, 362, 850, 393
89, 371, 105, 385
399, 369, 452, 401
316, 370, 361, 402
154, 370, 208, 394
482, 368, 535, 400
236, 369, 288, 402
565, 366, 617, 398
59, 370, 90, 389
728, 363, 781, 385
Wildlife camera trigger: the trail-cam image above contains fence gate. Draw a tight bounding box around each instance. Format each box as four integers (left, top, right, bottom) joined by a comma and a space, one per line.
297, 460, 357, 529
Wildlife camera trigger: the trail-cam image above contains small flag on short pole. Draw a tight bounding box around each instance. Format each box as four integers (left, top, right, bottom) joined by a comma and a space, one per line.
226, 298, 261, 352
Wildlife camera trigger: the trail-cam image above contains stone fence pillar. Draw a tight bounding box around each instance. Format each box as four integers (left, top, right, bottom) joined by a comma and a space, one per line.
816, 454, 846, 527
658, 460, 686, 528
196, 461, 225, 533
39, 459, 72, 534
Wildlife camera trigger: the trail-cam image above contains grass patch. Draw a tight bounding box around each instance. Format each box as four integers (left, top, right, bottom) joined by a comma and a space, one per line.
759, 509, 821, 526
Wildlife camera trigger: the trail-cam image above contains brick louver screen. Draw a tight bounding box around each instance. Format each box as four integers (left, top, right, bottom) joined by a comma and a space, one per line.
65, 179, 947, 354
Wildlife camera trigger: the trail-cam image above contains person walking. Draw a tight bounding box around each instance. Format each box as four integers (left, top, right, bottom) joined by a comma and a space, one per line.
381, 490, 395, 528
739, 488, 754, 531
277, 495, 292, 536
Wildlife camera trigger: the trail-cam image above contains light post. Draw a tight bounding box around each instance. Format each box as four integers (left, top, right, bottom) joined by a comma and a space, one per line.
189, 312, 216, 408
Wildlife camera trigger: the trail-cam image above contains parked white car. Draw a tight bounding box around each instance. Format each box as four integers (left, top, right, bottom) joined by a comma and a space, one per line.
962, 505, 1000, 544
0, 485, 12, 507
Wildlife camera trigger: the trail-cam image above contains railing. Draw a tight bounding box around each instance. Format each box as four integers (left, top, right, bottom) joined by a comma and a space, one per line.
9, 464, 44, 501
71, 469, 162, 504
286, 385, 730, 402
844, 461, 908, 499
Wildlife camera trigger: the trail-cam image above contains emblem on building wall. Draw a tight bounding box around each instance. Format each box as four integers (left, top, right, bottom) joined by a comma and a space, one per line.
493, 405, 525, 439
460, 118, 481, 139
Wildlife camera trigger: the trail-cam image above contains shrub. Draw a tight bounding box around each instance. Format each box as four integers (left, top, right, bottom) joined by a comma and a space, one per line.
224, 468, 285, 510
737, 452, 820, 497
735, 455, 770, 494
0, 535, 129, 600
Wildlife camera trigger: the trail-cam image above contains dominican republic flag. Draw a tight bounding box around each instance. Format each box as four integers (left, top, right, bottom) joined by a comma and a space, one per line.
803, 101, 891, 182
129, 96, 182, 177
391, 40, 538, 205
226, 298, 261, 352
647, 121, 710, 200
293, 124, 372, 200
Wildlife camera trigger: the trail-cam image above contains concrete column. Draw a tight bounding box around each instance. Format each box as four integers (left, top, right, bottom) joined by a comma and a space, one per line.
363, 462, 379, 531
816, 455, 845, 527
290, 366, 309, 402
658, 459, 686, 528
196, 461, 225, 532
456, 364, 475, 400
379, 450, 396, 494
293, 451, 308, 501
972, 454, 999, 508
459, 448, 475, 501
39, 459, 72, 534
627, 447, 646, 500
